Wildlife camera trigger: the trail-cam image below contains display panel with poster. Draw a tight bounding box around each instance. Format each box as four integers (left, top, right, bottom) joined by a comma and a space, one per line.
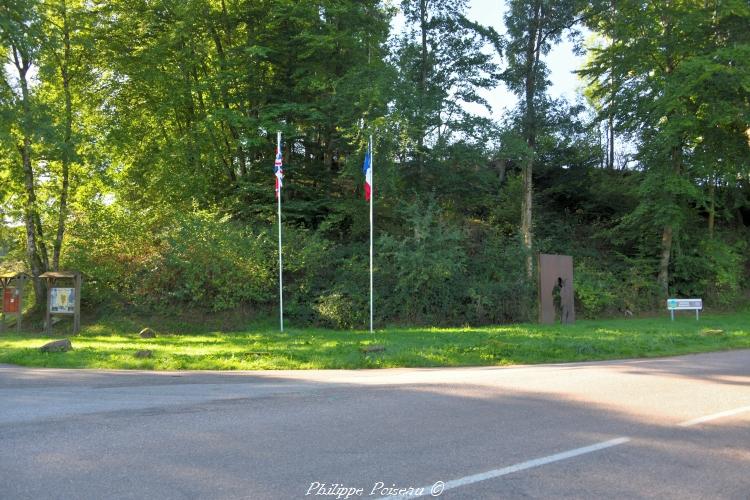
41, 271, 81, 334
50, 287, 76, 314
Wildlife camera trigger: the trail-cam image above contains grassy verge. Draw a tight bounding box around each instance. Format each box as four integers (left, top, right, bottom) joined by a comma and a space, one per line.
0, 311, 748, 370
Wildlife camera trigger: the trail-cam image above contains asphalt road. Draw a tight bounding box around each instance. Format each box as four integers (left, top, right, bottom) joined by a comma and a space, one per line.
1, 350, 749, 500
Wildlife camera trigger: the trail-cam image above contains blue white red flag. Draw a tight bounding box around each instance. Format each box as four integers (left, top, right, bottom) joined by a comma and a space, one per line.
274, 147, 283, 198
362, 147, 372, 201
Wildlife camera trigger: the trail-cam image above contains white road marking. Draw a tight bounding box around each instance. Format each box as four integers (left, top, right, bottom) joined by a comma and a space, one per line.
383, 405, 750, 499
379, 437, 631, 500
678, 405, 750, 427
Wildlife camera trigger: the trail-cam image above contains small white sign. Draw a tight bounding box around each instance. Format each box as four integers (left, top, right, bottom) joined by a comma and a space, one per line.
50, 287, 75, 314
667, 298, 702, 310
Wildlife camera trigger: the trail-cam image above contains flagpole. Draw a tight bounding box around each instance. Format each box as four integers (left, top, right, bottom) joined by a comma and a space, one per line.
277, 131, 284, 332
369, 135, 374, 333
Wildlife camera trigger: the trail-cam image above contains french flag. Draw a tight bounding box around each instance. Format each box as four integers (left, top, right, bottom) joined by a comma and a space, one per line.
274, 147, 283, 198
362, 147, 372, 201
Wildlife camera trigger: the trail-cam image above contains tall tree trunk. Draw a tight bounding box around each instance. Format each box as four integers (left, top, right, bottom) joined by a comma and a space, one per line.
657, 224, 673, 296
707, 176, 715, 237
493, 158, 507, 187
417, 0, 428, 172
521, 154, 534, 273
53, 0, 72, 271
607, 113, 615, 169
596, 121, 607, 169
13, 47, 48, 308
657, 146, 682, 297
20, 137, 46, 306
520, 1, 543, 277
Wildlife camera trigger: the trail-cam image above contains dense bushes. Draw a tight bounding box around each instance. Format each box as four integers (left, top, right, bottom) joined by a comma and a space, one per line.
307, 199, 536, 327
64, 206, 277, 312
54, 194, 749, 327
672, 234, 748, 306
59, 200, 541, 326
573, 259, 661, 318
377, 199, 468, 323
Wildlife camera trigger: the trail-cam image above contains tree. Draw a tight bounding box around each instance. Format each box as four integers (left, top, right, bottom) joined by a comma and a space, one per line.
501, 0, 583, 274
393, 0, 496, 177
92, 0, 392, 226
39, 0, 96, 270
581, 0, 750, 296
0, 0, 49, 305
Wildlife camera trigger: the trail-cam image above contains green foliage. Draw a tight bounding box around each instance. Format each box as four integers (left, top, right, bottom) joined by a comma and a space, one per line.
377, 198, 467, 323
278, 226, 331, 322
673, 234, 748, 306
464, 230, 535, 324
1, 0, 749, 327
581, 0, 750, 296
312, 246, 368, 328
146, 212, 275, 311
62, 201, 154, 307
574, 260, 619, 318
64, 205, 276, 312
490, 173, 523, 237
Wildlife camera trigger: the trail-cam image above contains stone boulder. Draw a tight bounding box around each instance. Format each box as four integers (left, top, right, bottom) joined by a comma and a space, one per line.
360, 344, 386, 354
134, 350, 153, 358
139, 328, 156, 339
39, 339, 72, 353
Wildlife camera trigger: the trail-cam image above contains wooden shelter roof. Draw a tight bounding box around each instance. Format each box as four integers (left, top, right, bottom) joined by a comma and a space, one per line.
0, 271, 29, 279
40, 271, 80, 279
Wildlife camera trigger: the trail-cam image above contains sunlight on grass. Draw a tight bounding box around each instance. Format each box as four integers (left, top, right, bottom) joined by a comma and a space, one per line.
1, 311, 749, 370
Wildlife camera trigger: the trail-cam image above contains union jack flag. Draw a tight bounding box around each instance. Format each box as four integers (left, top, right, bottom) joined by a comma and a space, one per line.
274, 148, 283, 198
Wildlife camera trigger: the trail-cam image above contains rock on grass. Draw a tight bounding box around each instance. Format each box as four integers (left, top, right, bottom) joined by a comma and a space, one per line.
360, 344, 386, 354
39, 339, 72, 353
139, 328, 156, 339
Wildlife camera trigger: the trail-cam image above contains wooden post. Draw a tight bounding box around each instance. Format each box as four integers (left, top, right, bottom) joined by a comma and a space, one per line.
16, 275, 25, 333
74, 273, 81, 333
45, 277, 52, 335
0, 280, 5, 334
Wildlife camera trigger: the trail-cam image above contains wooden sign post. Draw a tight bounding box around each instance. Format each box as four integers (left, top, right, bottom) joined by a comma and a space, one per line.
40, 271, 82, 334
1, 272, 28, 333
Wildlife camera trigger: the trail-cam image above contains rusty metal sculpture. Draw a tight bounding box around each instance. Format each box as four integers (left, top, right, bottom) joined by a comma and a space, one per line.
538, 254, 575, 324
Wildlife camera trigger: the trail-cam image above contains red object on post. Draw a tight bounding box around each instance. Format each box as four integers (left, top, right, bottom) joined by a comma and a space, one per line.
3, 287, 19, 313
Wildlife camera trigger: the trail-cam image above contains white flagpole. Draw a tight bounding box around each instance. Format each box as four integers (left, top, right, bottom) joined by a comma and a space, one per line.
277, 131, 284, 332
369, 135, 374, 333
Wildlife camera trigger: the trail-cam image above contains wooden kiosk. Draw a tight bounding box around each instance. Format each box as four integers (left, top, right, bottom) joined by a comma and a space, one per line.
1, 272, 29, 333
40, 271, 82, 334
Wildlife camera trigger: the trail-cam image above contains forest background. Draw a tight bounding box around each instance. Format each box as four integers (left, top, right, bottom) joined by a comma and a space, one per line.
1, 0, 749, 329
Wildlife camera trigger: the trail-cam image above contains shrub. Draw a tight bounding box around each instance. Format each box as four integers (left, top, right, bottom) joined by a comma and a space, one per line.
574, 260, 619, 318
672, 234, 747, 307
144, 211, 275, 311
64, 205, 276, 312
377, 198, 467, 324
464, 230, 535, 324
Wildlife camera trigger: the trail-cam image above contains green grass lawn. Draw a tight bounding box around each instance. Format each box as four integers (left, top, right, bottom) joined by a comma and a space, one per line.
1, 311, 749, 370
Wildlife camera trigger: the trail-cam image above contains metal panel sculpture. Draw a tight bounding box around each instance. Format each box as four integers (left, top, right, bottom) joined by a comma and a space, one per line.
538, 254, 575, 324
